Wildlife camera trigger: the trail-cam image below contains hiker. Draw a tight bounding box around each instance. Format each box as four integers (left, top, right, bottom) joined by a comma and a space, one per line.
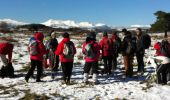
111, 32, 121, 71
99, 32, 114, 75
55, 32, 76, 84
49, 32, 59, 79
121, 28, 136, 78
25, 32, 48, 82
154, 39, 170, 84
0, 35, 15, 78
135, 28, 151, 74
82, 32, 100, 84
43, 31, 52, 68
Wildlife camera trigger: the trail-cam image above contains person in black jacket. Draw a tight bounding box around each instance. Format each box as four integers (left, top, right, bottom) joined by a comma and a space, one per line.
121, 29, 136, 78
135, 28, 145, 74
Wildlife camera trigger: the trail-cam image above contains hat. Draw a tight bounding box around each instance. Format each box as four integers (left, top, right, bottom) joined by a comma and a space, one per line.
62, 32, 69, 38
103, 31, 108, 36
122, 28, 127, 32
51, 32, 56, 37
87, 32, 96, 39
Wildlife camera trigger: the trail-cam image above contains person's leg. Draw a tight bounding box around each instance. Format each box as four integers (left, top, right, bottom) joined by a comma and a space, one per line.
102, 56, 108, 74
136, 53, 144, 72
156, 64, 165, 84
123, 56, 128, 76
0, 54, 8, 66
129, 55, 134, 77
51, 55, 59, 79
108, 56, 113, 74
36, 60, 43, 82
67, 62, 73, 83
112, 55, 117, 71
83, 62, 91, 82
166, 63, 170, 83
25, 60, 36, 82
61, 62, 67, 83
92, 61, 98, 83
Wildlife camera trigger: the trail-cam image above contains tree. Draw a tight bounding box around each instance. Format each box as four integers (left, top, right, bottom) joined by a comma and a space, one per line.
151, 11, 170, 37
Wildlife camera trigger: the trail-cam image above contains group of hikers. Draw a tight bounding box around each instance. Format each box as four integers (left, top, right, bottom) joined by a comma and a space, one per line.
0, 28, 170, 85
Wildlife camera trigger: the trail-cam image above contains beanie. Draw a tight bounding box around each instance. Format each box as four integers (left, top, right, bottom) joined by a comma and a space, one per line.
62, 32, 69, 38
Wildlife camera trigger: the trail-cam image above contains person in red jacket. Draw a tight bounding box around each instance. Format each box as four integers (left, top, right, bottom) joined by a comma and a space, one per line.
99, 32, 114, 75
153, 39, 170, 84
25, 32, 47, 82
82, 32, 100, 84
55, 32, 76, 84
0, 41, 14, 77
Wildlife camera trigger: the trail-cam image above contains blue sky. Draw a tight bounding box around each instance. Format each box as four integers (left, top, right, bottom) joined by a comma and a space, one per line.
0, 0, 170, 26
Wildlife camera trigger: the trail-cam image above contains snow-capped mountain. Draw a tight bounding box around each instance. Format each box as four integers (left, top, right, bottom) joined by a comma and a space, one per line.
0, 19, 27, 27
42, 19, 111, 30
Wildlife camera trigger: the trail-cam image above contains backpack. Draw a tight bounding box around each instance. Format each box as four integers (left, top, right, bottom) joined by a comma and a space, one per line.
63, 41, 75, 59
0, 63, 14, 78
113, 38, 121, 54
44, 37, 51, 50
85, 43, 96, 58
126, 38, 136, 54
142, 34, 151, 49
160, 40, 170, 57
28, 38, 38, 55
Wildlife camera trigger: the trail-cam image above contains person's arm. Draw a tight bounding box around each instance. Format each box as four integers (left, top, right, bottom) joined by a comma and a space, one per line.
55, 43, 63, 55
8, 44, 14, 63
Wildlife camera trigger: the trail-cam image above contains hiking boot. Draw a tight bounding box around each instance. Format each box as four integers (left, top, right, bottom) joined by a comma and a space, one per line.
36, 79, 43, 82
25, 77, 29, 83
92, 80, 100, 85
82, 80, 89, 85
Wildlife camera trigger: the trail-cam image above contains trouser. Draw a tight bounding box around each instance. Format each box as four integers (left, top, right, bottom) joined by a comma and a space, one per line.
112, 54, 118, 70
84, 61, 98, 74
0, 54, 8, 66
102, 56, 113, 74
83, 61, 98, 82
136, 53, 144, 72
51, 55, 59, 72
156, 63, 170, 84
61, 62, 73, 82
123, 55, 133, 77
25, 60, 43, 81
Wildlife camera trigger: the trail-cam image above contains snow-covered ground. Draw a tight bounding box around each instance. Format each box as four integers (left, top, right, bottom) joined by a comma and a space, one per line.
0, 33, 170, 100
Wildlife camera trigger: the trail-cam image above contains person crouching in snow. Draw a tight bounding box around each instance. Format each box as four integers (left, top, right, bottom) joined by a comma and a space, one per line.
55, 32, 76, 85
82, 32, 100, 84
154, 39, 170, 85
0, 35, 15, 78
25, 32, 48, 82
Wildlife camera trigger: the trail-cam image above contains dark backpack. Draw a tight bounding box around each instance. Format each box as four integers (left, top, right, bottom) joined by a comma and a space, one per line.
0, 63, 14, 78
126, 38, 136, 54
63, 41, 75, 59
160, 40, 170, 57
85, 43, 96, 58
113, 38, 121, 54
142, 34, 151, 49
28, 38, 38, 55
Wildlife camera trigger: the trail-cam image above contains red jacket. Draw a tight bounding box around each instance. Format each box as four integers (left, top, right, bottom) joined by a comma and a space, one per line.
99, 36, 114, 56
55, 38, 76, 62
0, 42, 13, 62
154, 42, 170, 56
30, 32, 47, 61
82, 41, 100, 62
